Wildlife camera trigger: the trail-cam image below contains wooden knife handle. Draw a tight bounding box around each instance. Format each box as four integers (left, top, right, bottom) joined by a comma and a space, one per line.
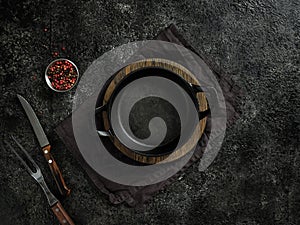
51, 201, 75, 225
42, 145, 71, 197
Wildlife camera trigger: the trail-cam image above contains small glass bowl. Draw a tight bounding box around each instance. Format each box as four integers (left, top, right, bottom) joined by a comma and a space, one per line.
45, 58, 79, 92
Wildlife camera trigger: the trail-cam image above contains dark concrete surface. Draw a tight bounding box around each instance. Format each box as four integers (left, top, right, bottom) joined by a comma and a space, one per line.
0, 0, 299, 224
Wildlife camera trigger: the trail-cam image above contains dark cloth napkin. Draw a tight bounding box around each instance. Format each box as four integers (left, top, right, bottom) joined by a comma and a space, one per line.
55, 24, 241, 207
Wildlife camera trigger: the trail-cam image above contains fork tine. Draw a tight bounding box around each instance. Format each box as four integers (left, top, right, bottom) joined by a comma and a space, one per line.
10, 135, 40, 173
3, 139, 35, 175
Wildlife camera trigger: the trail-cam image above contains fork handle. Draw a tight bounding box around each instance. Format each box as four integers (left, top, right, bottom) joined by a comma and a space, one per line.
42, 145, 71, 197
51, 201, 75, 225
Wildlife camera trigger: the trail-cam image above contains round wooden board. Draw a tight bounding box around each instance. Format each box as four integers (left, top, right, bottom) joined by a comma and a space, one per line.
100, 58, 208, 164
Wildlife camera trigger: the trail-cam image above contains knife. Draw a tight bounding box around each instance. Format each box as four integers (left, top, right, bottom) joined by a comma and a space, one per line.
17, 94, 71, 197
5, 136, 75, 225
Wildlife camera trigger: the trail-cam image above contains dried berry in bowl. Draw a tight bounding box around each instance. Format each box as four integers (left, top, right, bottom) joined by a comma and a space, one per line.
45, 58, 79, 92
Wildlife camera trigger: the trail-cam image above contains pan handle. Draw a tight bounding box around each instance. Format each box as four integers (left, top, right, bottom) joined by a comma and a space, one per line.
190, 84, 223, 114
191, 84, 222, 106
198, 109, 210, 120
190, 84, 209, 120
95, 104, 107, 115
95, 104, 111, 137
97, 130, 111, 137
190, 84, 203, 93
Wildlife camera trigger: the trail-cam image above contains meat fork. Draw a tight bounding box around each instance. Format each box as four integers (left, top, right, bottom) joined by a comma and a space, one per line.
4, 135, 75, 225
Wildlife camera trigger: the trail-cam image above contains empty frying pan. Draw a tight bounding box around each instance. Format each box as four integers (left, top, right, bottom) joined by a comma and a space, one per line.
95, 59, 209, 163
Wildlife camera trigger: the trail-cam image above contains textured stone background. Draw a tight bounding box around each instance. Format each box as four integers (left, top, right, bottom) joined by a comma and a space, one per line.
0, 0, 299, 224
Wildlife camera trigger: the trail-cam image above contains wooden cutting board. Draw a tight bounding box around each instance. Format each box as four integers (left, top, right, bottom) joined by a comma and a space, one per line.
100, 58, 208, 164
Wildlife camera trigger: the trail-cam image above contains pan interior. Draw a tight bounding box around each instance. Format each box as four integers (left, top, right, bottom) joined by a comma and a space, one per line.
109, 69, 199, 156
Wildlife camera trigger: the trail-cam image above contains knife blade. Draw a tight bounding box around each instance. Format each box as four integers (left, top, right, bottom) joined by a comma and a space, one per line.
17, 94, 71, 197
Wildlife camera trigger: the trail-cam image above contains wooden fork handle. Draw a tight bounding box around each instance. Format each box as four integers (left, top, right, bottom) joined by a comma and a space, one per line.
51, 201, 75, 225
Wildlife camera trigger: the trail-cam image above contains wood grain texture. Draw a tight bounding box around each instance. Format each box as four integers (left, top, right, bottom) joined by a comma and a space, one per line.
51, 201, 75, 225
101, 58, 208, 164
42, 145, 71, 196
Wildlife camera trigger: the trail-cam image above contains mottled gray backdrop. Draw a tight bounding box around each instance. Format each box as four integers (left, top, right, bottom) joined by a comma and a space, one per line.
0, 0, 299, 225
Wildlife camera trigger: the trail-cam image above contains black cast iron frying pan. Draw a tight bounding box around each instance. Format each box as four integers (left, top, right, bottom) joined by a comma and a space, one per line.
95, 66, 209, 158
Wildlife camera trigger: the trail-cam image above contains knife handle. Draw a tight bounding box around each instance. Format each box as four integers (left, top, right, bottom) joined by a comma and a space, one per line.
42, 145, 71, 197
51, 201, 75, 225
